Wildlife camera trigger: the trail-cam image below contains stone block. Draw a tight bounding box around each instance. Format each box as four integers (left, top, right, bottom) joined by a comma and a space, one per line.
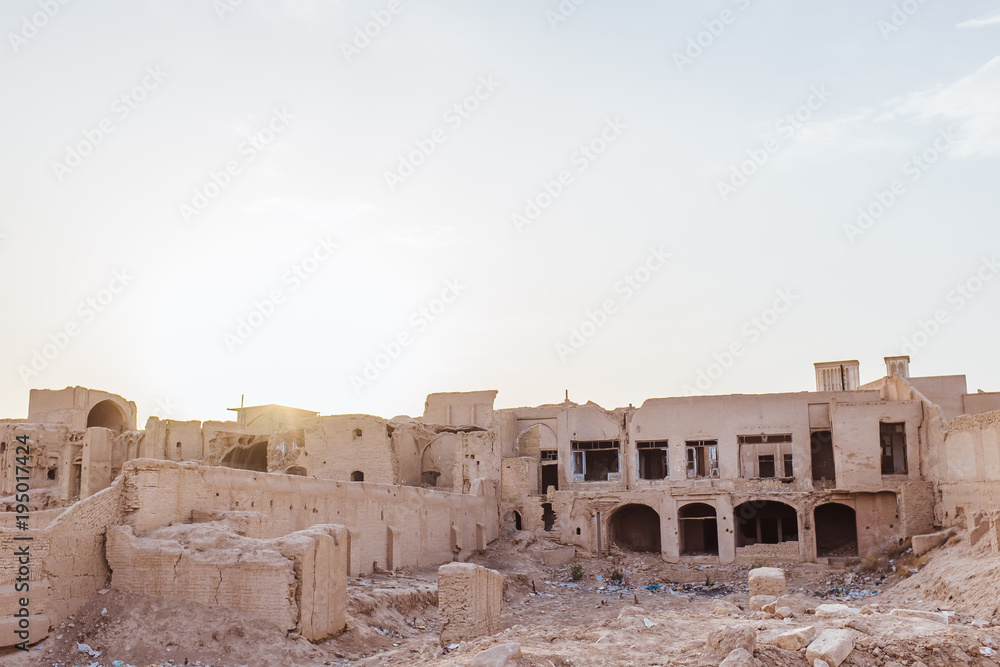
0, 613, 49, 648
912, 529, 953, 555
749, 594, 777, 611
471, 643, 523, 667
702, 624, 755, 665
711, 599, 742, 616
805, 629, 854, 667
438, 563, 503, 645
774, 626, 817, 651
748, 567, 786, 597
719, 648, 756, 667
889, 608, 950, 624
990, 511, 1000, 554
814, 603, 858, 618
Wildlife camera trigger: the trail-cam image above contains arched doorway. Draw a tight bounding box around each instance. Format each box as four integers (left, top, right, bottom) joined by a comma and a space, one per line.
610, 504, 661, 552
734, 501, 799, 547
679, 502, 718, 555
221, 441, 268, 472
350, 470, 364, 481
87, 400, 126, 433
815, 503, 858, 556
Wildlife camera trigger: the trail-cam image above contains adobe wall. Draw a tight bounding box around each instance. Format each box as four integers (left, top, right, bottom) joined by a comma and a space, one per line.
928, 410, 1000, 524
0, 423, 78, 497
106, 522, 348, 641
302, 415, 395, 483
27, 387, 136, 432
423, 391, 497, 428
141, 418, 205, 462
120, 459, 499, 576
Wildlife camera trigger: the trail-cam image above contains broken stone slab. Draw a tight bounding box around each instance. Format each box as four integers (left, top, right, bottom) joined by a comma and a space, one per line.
748, 567, 786, 598
912, 529, 954, 555
470, 643, 523, 667
749, 594, 777, 611
710, 599, 742, 616
805, 629, 854, 667
719, 648, 757, 667
990, 511, 1000, 555
814, 603, 858, 618
701, 624, 756, 665
774, 606, 794, 619
889, 608, 950, 624
813, 661, 831, 667
774, 626, 817, 651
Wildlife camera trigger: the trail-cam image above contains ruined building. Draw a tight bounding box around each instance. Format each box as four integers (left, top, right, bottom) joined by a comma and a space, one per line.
2, 355, 1000, 647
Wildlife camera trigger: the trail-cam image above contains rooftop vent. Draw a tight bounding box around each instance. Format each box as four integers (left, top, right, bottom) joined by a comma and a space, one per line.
814, 360, 860, 392
885, 355, 910, 378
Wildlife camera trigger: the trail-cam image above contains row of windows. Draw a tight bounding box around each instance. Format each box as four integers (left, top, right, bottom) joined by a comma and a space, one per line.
551, 423, 908, 482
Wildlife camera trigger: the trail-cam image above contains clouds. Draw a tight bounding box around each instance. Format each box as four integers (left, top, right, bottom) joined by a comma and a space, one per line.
890, 56, 1000, 158
957, 13, 1000, 29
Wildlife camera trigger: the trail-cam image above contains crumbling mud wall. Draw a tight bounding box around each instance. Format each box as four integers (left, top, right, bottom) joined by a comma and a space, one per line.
930, 410, 1000, 524
107, 521, 349, 641
0, 476, 125, 648
121, 459, 500, 576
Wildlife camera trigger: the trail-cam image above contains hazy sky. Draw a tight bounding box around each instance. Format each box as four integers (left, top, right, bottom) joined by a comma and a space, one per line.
1, 0, 998, 425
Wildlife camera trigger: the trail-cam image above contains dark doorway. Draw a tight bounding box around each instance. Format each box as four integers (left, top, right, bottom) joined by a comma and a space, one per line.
610, 504, 661, 552
679, 503, 718, 555
350, 470, 364, 481
815, 503, 858, 556
514, 511, 522, 531
734, 501, 798, 547
811, 431, 836, 486
542, 502, 556, 531
541, 462, 559, 492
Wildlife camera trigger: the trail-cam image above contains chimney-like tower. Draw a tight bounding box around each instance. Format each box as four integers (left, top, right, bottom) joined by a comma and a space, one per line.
814, 360, 860, 392
884, 355, 910, 378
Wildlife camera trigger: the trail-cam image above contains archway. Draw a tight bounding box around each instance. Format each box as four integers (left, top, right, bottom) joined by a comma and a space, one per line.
220, 441, 268, 472
815, 503, 858, 556
734, 501, 799, 547
87, 400, 127, 433
610, 504, 661, 552
679, 502, 718, 555
350, 470, 364, 481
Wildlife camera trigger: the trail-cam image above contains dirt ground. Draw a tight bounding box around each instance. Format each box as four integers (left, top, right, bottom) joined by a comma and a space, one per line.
5, 530, 999, 667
